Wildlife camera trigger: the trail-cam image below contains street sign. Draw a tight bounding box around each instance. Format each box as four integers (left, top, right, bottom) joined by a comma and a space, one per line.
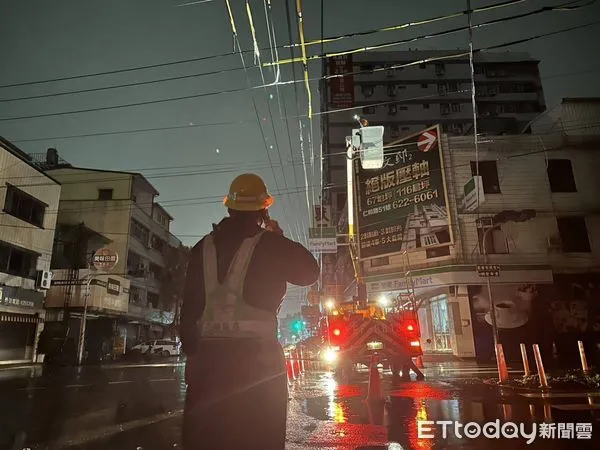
477, 264, 501, 277
353, 126, 385, 169
93, 248, 119, 272
417, 128, 438, 152
462, 176, 485, 212
308, 227, 337, 253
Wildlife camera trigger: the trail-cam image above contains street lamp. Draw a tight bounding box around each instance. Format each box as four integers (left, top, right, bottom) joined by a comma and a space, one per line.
482, 209, 536, 383
325, 299, 335, 310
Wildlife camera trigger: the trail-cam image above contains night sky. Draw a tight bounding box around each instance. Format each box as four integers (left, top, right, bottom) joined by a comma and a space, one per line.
2, 0, 599, 315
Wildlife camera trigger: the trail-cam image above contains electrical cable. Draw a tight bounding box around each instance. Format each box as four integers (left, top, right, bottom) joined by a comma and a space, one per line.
266, 0, 596, 66
2, 16, 597, 124
0, 0, 549, 92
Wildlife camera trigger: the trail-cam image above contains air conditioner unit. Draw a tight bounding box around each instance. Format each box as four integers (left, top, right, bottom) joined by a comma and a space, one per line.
476, 217, 494, 229
36, 270, 53, 289
547, 235, 562, 252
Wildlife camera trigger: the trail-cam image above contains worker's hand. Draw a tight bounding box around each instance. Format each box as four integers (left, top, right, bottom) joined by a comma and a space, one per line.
265, 219, 284, 235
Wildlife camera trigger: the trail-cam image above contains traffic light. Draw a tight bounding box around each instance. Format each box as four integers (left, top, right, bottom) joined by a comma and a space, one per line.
291, 319, 304, 334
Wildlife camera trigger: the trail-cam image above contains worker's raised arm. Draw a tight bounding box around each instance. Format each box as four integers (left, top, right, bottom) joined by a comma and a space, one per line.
267, 233, 320, 286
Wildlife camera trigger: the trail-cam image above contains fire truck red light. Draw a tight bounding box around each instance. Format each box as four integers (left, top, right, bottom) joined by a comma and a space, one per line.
333, 329, 341, 336
407, 325, 414, 331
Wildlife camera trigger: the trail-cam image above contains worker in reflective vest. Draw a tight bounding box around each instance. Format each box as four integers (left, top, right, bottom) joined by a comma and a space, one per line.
181, 173, 320, 450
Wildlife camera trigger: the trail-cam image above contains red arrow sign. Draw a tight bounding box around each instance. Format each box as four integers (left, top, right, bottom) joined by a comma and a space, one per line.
417, 129, 438, 152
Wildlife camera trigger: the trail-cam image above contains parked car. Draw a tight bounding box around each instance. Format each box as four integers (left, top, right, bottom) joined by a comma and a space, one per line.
131, 339, 181, 357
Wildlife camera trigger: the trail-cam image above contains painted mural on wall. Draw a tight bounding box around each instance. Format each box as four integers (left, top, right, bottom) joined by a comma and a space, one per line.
468, 273, 600, 366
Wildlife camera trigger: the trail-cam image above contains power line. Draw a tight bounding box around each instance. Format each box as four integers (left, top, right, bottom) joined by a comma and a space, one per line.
265, 0, 595, 66
0, 0, 529, 92
1, 10, 596, 123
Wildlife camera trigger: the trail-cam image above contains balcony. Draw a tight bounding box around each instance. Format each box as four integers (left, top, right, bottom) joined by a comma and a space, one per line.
127, 303, 175, 325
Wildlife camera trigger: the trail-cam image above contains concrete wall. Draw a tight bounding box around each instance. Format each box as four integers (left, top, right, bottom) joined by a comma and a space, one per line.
0, 148, 61, 289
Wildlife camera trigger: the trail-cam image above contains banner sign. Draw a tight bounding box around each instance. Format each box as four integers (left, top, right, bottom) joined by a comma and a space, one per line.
328, 55, 354, 108
354, 125, 453, 259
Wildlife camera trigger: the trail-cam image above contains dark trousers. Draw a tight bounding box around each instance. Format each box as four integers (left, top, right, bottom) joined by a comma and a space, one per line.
183, 339, 288, 450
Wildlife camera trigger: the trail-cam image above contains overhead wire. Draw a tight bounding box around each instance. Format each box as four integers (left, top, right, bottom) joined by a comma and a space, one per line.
224, 0, 300, 242
3, 123, 600, 240
0, 0, 540, 92
1, 6, 597, 123
265, 0, 597, 66
262, 0, 309, 244
244, 0, 303, 244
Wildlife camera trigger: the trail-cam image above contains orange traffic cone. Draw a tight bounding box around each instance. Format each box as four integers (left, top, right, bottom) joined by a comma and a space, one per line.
287, 356, 296, 382
366, 355, 384, 403
415, 355, 424, 369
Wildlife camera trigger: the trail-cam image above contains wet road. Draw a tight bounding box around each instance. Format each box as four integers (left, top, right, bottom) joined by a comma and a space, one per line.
0, 360, 599, 449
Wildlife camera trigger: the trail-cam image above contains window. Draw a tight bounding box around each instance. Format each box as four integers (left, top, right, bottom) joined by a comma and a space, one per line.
388, 105, 398, 115
557, 217, 591, 253
399, 106, 408, 111
98, 189, 113, 200
129, 286, 143, 304
401, 127, 410, 131
361, 86, 374, 97
426, 245, 451, 259
130, 220, 150, 245
387, 85, 396, 97
3, 184, 46, 227
470, 161, 501, 194
420, 83, 428, 89
151, 235, 166, 253
362, 106, 376, 115
547, 159, 577, 193
0, 241, 39, 278
423, 103, 430, 109
147, 292, 159, 308
435, 63, 445, 75
419, 63, 427, 69
440, 103, 450, 115
477, 228, 508, 255
451, 103, 461, 113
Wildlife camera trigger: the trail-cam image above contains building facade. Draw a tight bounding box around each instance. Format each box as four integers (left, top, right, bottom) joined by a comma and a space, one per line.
327, 129, 600, 366
322, 50, 546, 226
0, 138, 61, 364
30, 149, 182, 360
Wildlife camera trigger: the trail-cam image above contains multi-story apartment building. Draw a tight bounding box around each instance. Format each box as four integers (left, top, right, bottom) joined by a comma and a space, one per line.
322, 50, 546, 226
326, 116, 600, 367
30, 149, 182, 360
0, 137, 61, 364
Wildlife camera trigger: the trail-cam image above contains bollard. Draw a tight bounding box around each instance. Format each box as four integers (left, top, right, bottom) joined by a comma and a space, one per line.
299, 346, 306, 373
532, 344, 548, 388
293, 349, 301, 376
578, 340, 589, 374
520, 343, 531, 377
495, 344, 509, 383
289, 354, 297, 380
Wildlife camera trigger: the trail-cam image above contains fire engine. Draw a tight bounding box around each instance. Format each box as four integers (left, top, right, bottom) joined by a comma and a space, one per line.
318, 300, 423, 379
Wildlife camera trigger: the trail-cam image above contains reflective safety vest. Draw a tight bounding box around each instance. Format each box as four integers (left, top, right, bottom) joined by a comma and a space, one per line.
198, 230, 278, 340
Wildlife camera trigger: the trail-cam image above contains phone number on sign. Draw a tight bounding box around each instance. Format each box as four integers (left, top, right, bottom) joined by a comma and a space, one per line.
393, 189, 439, 209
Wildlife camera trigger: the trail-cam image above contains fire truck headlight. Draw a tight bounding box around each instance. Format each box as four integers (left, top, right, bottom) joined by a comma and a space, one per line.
323, 348, 338, 363
410, 340, 421, 347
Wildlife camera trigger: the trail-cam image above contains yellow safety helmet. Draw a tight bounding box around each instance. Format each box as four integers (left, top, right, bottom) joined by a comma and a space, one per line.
224, 173, 274, 211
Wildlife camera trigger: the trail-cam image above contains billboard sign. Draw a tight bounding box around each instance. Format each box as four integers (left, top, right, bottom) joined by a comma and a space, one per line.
328, 55, 354, 108
462, 176, 485, 212
354, 125, 453, 259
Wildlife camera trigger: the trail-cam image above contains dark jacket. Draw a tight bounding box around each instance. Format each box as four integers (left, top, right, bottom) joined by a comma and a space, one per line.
180, 216, 320, 356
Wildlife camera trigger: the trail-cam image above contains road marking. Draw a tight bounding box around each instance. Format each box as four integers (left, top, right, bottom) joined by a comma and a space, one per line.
65, 384, 92, 388
108, 380, 134, 385
40, 409, 183, 448
520, 392, 600, 398
18, 386, 47, 390
100, 362, 185, 369
149, 378, 176, 382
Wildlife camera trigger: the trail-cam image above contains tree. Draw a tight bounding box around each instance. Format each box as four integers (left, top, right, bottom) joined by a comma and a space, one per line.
159, 244, 191, 329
